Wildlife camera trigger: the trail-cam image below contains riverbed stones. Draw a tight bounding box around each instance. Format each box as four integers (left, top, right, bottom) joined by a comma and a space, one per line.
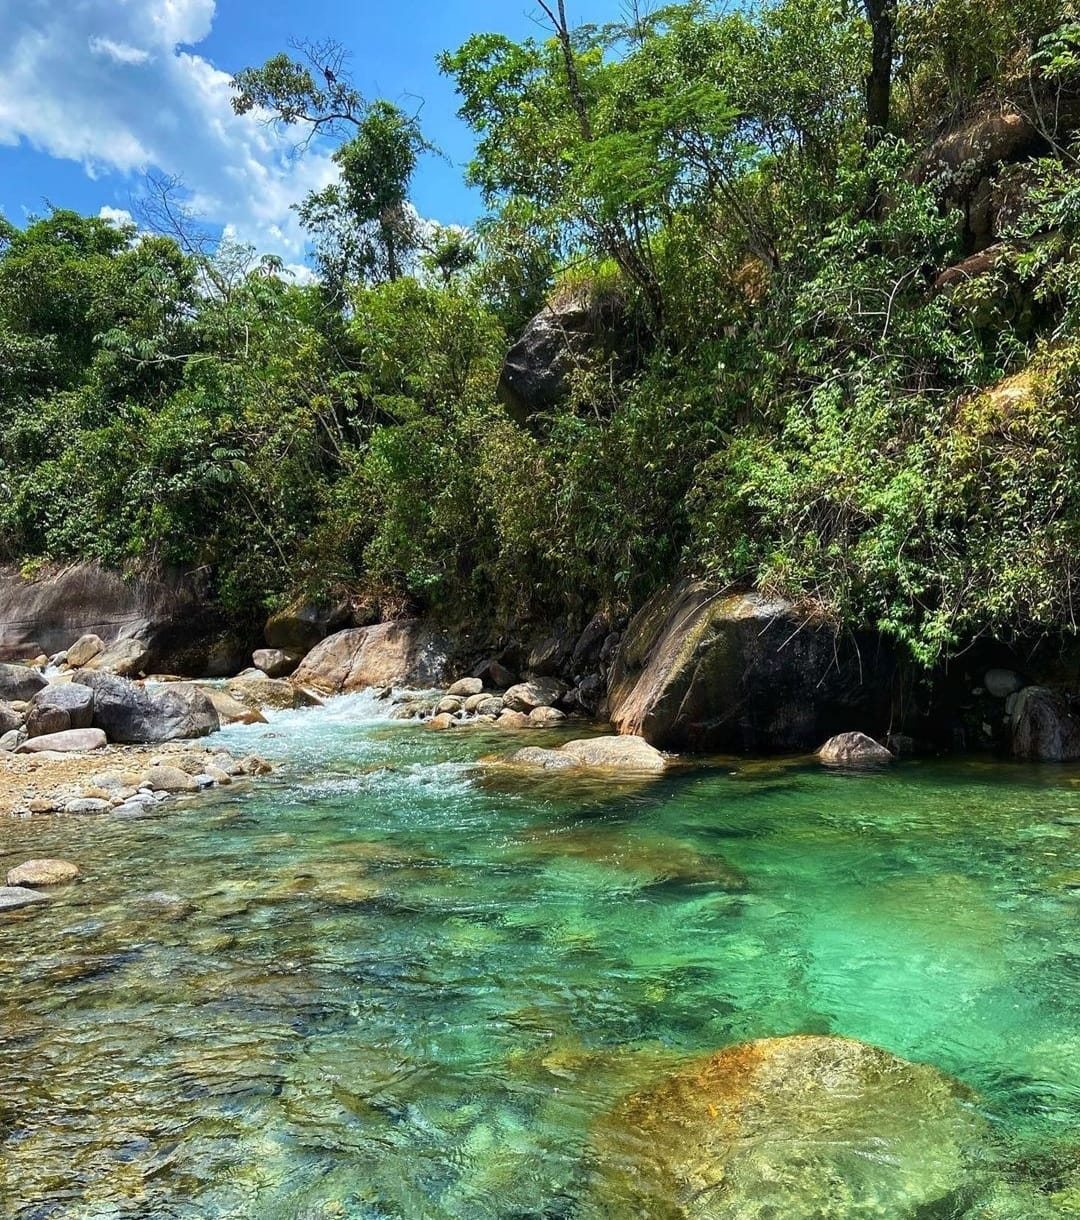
503, 679, 568, 713
64, 797, 112, 814
16, 728, 108, 753
239, 754, 272, 776
252, 647, 299, 678
496, 710, 533, 729
817, 731, 894, 765
0, 885, 49, 911
528, 706, 566, 727
142, 765, 199, 793
0, 663, 48, 702
6, 859, 79, 887
429, 713, 457, 730
581, 1035, 987, 1220
436, 696, 464, 715
448, 677, 484, 697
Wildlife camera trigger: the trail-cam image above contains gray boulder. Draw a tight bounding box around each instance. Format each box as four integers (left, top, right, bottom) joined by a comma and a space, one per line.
0, 701, 21, 736
27, 682, 95, 737
1010, 686, 1080, 761
503, 679, 569, 713
73, 672, 219, 743
984, 668, 1023, 699
0, 663, 47, 702
66, 633, 105, 668
85, 637, 152, 677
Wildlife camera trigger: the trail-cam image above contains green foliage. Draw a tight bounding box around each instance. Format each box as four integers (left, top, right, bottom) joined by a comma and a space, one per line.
3, 0, 1080, 669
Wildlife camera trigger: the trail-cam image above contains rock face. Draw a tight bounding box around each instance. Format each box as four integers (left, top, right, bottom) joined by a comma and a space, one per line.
73, 672, 219, 743
16, 728, 107, 753
0, 562, 250, 676
291, 622, 450, 696
0, 663, 48, 703
817, 731, 894, 766
608, 580, 893, 752
582, 1035, 986, 1220
1009, 686, 1080, 761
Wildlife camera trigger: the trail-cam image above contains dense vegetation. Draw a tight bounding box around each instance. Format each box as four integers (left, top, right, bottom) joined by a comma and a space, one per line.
2, 0, 1080, 664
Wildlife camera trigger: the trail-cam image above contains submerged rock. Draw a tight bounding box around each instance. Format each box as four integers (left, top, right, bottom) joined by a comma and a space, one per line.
817, 731, 894, 766
582, 1035, 987, 1219
0, 885, 50, 911
6, 859, 79, 887
560, 736, 667, 771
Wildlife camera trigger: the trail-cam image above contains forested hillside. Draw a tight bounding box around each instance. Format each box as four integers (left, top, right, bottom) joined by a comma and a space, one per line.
2, 0, 1078, 667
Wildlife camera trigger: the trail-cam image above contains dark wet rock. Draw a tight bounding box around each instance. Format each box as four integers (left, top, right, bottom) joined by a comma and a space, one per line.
527, 630, 575, 677
582, 1035, 987, 1220
497, 294, 596, 425
0, 700, 21, 736
72, 672, 218, 743
984, 667, 1024, 699
16, 728, 108, 753
817, 731, 894, 766
0, 885, 50, 911
608, 579, 893, 752
6, 859, 79, 887
0, 662, 48, 702
472, 657, 516, 689
1009, 686, 1080, 761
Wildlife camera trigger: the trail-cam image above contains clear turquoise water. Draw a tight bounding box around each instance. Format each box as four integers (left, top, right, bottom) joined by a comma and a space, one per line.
0, 693, 1078, 1218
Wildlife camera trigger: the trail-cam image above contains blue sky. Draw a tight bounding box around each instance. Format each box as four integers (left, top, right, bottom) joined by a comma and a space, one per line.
0, 0, 621, 270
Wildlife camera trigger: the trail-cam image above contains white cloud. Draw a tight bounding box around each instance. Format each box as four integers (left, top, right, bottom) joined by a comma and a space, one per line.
88, 36, 152, 67
98, 205, 136, 228
0, 0, 332, 262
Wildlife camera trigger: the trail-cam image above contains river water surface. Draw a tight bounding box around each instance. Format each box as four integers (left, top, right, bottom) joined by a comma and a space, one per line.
0, 693, 1078, 1217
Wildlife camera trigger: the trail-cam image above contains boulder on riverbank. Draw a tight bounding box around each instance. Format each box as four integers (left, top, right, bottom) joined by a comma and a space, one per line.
16, 728, 107, 753
26, 682, 96, 738
608, 580, 893, 752
291, 621, 450, 695
0, 663, 47, 703
582, 1035, 986, 1219
73, 673, 219, 743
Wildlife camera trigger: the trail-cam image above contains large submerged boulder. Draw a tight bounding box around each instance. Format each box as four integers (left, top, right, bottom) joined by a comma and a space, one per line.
608, 581, 893, 752
581, 1035, 987, 1219
72, 672, 219, 743
291, 622, 450, 696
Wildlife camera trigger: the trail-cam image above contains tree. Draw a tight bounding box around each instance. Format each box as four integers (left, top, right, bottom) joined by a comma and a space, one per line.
232, 44, 429, 293
863, 0, 896, 141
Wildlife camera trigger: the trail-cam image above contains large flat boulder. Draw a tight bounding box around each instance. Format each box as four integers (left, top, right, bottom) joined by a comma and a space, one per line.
16, 728, 107, 753
291, 622, 450, 696
73, 672, 219, 743
582, 1035, 987, 1219
608, 580, 893, 752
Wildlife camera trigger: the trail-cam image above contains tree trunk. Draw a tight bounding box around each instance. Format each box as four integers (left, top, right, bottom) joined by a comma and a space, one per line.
864, 0, 896, 143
